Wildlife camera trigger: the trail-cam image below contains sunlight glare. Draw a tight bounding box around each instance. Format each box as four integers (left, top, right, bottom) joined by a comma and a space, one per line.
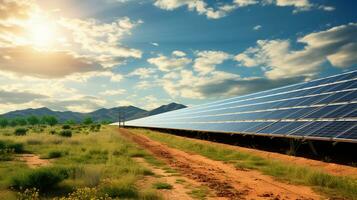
27, 15, 57, 49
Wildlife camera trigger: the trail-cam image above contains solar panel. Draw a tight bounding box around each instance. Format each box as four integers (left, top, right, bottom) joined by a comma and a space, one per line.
125, 70, 357, 143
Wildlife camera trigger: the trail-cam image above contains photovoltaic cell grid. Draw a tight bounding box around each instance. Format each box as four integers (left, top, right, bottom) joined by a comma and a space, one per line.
126, 70, 357, 143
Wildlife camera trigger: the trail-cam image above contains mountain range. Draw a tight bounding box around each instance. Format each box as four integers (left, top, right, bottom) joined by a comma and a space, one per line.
0, 103, 187, 123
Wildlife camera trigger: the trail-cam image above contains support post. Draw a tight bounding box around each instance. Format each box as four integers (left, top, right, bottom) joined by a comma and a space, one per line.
308, 141, 319, 156
288, 139, 302, 156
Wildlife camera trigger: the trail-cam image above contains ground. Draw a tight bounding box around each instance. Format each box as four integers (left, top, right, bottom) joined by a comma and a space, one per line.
0, 125, 356, 199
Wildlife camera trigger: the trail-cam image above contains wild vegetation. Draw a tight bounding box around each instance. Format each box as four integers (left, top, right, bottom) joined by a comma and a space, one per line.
0, 124, 166, 199
133, 128, 357, 200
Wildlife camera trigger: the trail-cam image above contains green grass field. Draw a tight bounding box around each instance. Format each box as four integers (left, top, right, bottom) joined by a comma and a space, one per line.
133, 128, 357, 200
0, 125, 162, 199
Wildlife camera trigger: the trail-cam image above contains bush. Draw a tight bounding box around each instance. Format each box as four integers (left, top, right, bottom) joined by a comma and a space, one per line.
42, 116, 58, 126
61, 187, 109, 200
152, 182, 173, 190
27, 116, 39, 126
10, 167, 69, 192
65, 120, 76, 125
62, 125, 71, 130
47, 150, 62, 159
17, 188, 40, 200
0, 149, 14, 161
59, 130, 72, 137
14, 128, 28, 136
0, 118, 9, 128
0, 140, 24, 153
99, 178, 139, 199
82, 117, 93, 125
100, 184, 138, 199
90, 124, 101, 132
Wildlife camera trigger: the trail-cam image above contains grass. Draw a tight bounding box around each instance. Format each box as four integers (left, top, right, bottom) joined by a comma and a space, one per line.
0, 125, 163, 199
134, 128, 357, 199
188, 186, 209, 200
10, 166, 69, 192
153, 182, 173, 190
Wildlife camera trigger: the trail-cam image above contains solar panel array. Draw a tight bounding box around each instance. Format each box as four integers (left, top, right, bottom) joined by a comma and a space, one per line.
126, 70, 357, 143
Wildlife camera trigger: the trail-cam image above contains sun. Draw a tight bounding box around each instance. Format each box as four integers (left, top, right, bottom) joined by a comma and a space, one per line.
27, 15, 57, 49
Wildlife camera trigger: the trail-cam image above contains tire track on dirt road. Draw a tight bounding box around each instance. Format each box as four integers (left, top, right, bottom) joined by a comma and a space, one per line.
119, 128, 322, 200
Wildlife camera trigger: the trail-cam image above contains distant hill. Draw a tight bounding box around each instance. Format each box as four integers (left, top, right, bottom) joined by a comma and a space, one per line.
0, 103, 187, 123
133, 103, 187, 119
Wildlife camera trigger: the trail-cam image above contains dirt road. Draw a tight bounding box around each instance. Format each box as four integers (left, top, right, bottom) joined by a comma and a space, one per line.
119, 128, 322, 200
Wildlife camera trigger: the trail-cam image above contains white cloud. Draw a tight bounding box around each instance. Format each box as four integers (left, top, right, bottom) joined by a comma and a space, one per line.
0, 0, 142, 78
135, 80, 157, 90
43, 95, 107, 113
148, 52, 192, 71
193, 51, 231, 74
161, 68, 304, 99
59, 17, 143, 68
235, 23, 357, 79
128, 67, 157, 79
151, 42, 159, 46
100, 89, 126, 96
172, 50, 186, 57
319, 5, 335, 11
67, 71, 123, 82
0, 46, 101, 78
253, 25, 262, 31
116, 100, 133, 107
234, 0, 258, 7
153, 0, 334, 19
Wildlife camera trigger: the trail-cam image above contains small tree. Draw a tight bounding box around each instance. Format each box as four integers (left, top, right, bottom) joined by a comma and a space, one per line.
16, 118, 27, 126
82, 117, 93, 125
0, 118, 9, 128
43, 116, 58, 126
27, 116, 39, 126
9, 119, 18, 127
65, 120, 76, 125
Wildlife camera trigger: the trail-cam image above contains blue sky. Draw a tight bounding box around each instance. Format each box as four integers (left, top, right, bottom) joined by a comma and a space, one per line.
0, 0, 356, 113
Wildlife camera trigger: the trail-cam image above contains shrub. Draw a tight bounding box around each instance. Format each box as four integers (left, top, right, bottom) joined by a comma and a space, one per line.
9, 119, 18, 127
42, 116, 58, 126
14, 128, 28, 136
16, 118, 27, 126
0, 118, 9, 128
139, 189, 162, 200
90, 124, 101, 132
47, 150, 62, 159
17, 188, 40, 200
10, 167, 69, 192
61, 187, 110, 200
65, 120, 76, 125
27, 116, 39, 126
0, 149, 14, 161
59, 130, 72, 137
0, 140, 24, 153
62, 125, 71, 130
100, 184, 138, 199
99, 178, 139, 199
82, 117, 93, 125
152, 182, 173, 190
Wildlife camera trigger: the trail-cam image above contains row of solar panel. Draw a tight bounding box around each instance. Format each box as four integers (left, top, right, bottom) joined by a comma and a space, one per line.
134, 89, 357, 123
136, 103, 357, 123
127, 120, 357, 140
126, 70, 357, 142
152, 71, 357, 118
196, 70, 356, 111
